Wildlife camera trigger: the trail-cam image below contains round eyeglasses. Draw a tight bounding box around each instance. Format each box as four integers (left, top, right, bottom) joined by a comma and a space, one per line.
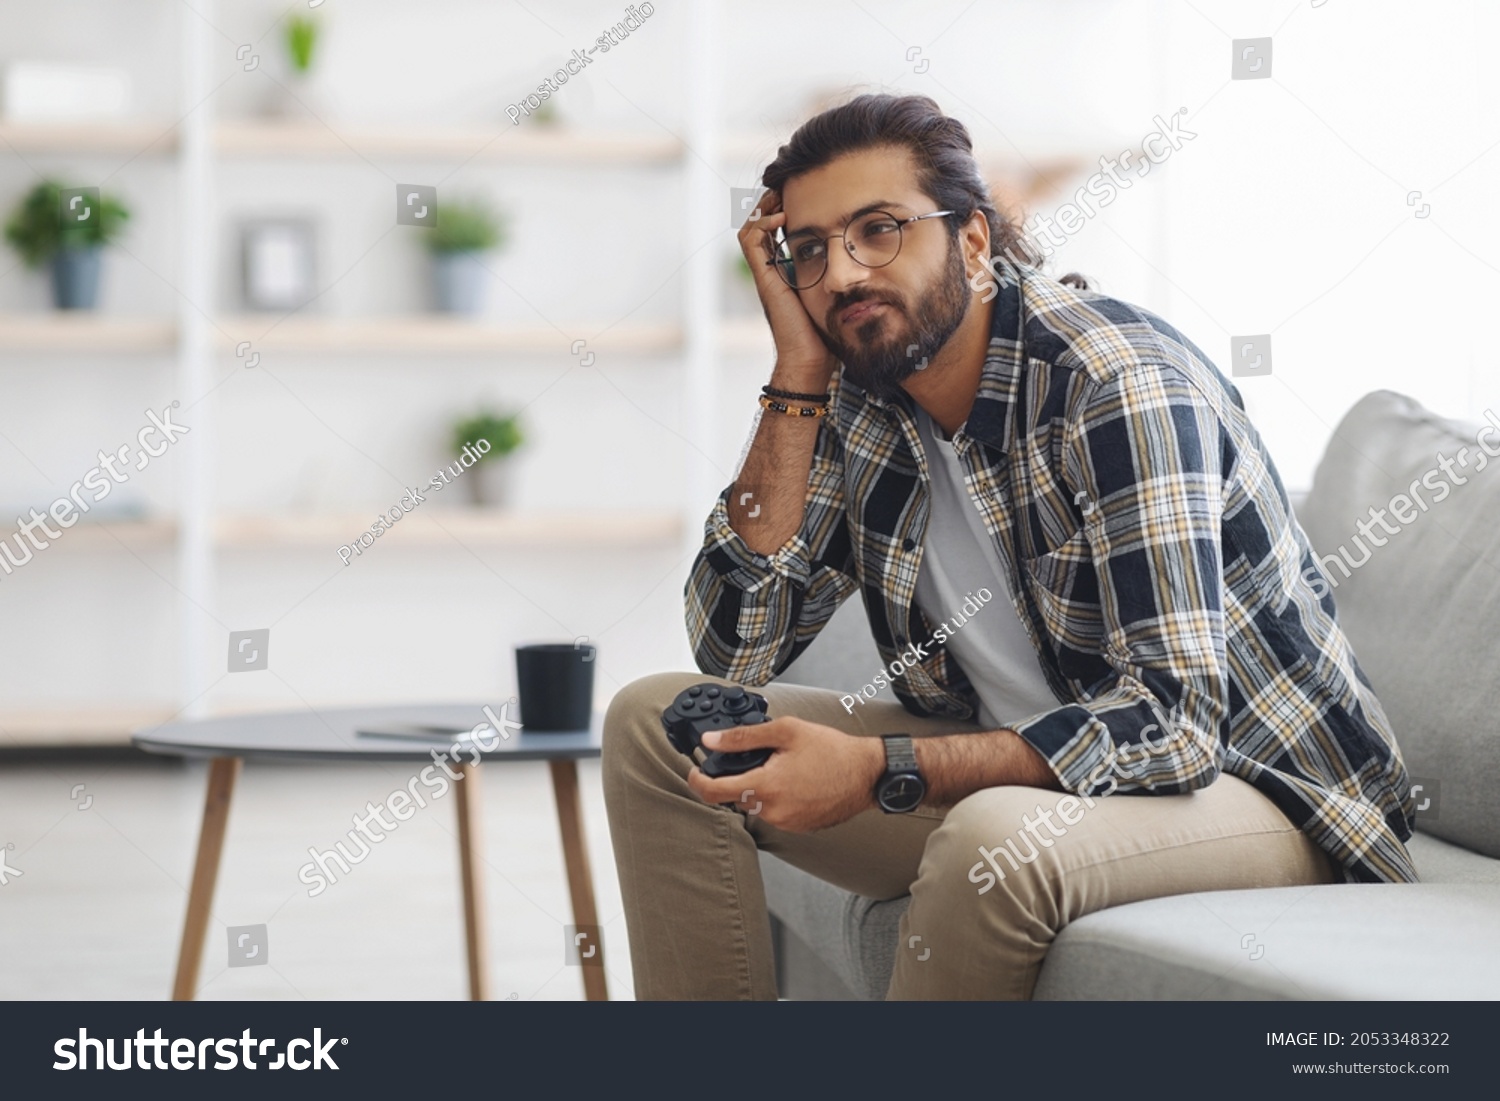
766, 209, 955, 290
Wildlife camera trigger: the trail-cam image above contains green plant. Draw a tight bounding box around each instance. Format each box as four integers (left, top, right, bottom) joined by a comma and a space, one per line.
451, 409, 524, 462
285, 15, 319, 74
733, 252, 754, 284
530, 99, 560, 127
425, 197, 507, 254
3, 180, 130, 269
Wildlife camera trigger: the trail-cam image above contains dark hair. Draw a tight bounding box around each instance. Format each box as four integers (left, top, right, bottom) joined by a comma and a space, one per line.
762, 92, 1089, 291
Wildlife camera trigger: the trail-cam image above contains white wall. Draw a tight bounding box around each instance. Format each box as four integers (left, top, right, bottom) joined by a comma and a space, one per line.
0, 0, 1495, 720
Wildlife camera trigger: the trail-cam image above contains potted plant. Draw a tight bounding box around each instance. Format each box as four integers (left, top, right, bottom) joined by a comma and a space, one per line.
424, 197, 507, 314
450, 408, 525, 507
267, 12, 321, 117
3, 180, 130, 309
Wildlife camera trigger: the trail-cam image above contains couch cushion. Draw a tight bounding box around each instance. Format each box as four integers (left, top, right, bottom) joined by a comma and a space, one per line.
1032, 883, 1500, 999
762, 829, 1499, 1000
1299, 390, 1500, 858
1405, 829, 1500, 885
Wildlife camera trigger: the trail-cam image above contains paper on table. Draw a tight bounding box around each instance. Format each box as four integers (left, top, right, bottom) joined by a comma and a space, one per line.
355, 723, 494, 742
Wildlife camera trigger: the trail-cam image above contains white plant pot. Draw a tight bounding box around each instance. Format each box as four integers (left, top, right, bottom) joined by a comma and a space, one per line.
431, 250, 492, 314
466, 459, 517, 508
264, 72, 323, 119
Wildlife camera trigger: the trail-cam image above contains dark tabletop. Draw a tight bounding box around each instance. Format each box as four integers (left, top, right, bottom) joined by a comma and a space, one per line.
132, 703, 601, 763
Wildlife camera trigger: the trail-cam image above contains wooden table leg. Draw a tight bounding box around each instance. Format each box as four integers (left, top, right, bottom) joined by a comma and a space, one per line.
171, 756, 241, 1001
549, 758, 608, 1001
453, 761, 489, 1001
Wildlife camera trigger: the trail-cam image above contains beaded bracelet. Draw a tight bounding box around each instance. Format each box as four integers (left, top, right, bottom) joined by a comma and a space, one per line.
758, 394, 829, 418
761, 384, 831, 404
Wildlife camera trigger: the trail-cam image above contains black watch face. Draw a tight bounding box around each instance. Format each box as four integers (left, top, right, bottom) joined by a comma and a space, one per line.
879, 773, 925, 813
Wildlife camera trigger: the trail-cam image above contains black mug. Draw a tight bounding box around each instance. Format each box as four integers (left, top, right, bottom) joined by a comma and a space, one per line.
515, 642, 596, 731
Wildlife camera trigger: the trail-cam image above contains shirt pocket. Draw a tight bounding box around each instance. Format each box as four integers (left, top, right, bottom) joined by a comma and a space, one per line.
1022, 526, 1099, 631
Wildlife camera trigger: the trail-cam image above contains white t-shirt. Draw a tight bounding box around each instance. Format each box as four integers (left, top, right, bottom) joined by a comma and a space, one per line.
911, 405, 1059, 729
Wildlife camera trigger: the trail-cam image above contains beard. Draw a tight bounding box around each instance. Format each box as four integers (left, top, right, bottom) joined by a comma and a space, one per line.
816, 237, 971, 402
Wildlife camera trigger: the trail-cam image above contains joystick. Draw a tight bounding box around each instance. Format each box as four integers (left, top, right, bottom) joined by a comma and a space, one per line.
660, 683, 775, 778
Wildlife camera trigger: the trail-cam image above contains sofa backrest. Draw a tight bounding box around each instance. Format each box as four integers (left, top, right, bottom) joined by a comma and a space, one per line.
774, 596, 893, 703
1299, 390, 1500, 859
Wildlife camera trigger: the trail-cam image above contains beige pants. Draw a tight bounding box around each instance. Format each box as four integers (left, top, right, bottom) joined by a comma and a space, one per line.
603, 671, 1337, 1000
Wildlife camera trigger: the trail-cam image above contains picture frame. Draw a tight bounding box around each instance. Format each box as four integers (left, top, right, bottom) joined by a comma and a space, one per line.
239, 217, 318, 311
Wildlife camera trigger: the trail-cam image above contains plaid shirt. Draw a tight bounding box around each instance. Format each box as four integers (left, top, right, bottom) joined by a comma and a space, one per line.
687, 267, 1417, 885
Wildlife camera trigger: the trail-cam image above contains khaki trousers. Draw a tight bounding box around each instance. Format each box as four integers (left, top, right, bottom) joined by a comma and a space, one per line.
602, 671, 1336, 1000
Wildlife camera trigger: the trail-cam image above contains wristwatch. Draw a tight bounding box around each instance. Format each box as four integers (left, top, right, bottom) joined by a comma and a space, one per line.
875, 734, 926, 813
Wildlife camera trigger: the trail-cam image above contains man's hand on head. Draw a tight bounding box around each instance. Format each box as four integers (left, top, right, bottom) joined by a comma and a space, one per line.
686, 716, 886, 833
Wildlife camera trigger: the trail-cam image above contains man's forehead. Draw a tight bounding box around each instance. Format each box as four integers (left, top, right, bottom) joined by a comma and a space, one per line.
781, 147, 926, 236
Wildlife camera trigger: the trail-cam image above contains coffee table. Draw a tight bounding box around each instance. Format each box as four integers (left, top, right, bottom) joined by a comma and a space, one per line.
133, 703, 607, 1002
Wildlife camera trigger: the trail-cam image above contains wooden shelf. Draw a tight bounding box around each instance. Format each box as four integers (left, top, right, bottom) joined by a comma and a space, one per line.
216, 508, 682, 549
0, 705, 179, 748
0, 314, 177, 353
720, 316, 773, 356
0, 311, 819, 360
215, 121, 683, 163
48, 518, 177, 549
0, 314, 683, 356
0, 120, 178, 155
39, 510, 682, 550
0, 120, 687, 163
214, 316, 681, 356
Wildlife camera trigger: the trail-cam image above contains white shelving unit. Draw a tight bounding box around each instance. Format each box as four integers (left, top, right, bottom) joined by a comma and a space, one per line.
0, 0, 728, 744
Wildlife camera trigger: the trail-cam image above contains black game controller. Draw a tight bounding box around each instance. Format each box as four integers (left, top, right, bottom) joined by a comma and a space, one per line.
661, 683, 775, 778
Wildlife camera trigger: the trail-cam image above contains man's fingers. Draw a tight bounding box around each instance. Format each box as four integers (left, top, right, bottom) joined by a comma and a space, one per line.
738, 188, 782, 234
687, 765, 768, 806
739, 208, 785, 251
702, 719, 788, 752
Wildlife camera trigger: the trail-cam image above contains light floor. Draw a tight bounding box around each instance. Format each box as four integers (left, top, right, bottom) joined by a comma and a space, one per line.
0, 754, 634, 1000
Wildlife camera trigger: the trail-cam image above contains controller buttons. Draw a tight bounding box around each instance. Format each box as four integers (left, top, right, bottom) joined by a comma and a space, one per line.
688, 686, 703, 697
705, 686, 721, 698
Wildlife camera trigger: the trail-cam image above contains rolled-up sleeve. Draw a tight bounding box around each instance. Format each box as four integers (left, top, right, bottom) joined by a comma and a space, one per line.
1009, 363, 1229, 798
686, 416, 859, 685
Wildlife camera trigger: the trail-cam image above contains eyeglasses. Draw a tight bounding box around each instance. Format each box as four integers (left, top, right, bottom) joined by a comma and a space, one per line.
766, 209, 955, 290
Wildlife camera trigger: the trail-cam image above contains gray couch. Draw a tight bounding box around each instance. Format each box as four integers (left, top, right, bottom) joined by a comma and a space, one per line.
764, 389, 1500, 999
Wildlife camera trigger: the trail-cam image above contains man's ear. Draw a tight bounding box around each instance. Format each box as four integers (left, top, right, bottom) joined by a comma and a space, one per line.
960, 210, 990, 275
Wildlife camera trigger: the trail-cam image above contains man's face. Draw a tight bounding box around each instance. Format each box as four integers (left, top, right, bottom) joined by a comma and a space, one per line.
780, 146, 971, 400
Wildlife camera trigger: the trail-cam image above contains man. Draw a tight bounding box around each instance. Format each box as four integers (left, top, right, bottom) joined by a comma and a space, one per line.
603, 93, 1416, 1000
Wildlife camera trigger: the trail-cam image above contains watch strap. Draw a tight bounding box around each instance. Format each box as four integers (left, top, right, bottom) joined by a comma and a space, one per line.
882, 734, 918, 775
